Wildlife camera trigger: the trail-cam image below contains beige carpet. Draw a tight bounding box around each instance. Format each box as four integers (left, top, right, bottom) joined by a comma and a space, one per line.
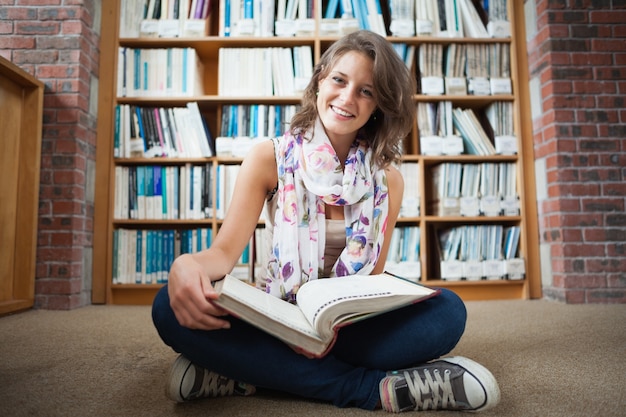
0, 299, 624, 417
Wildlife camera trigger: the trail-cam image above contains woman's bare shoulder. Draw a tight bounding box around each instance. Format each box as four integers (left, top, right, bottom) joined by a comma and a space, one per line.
385, 164, 404, 190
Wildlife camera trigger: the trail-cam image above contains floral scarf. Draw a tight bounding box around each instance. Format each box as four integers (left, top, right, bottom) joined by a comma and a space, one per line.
266, 118, 389, 302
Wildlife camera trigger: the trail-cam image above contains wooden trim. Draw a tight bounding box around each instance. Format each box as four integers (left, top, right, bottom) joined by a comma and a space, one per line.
0, 56, 44, 314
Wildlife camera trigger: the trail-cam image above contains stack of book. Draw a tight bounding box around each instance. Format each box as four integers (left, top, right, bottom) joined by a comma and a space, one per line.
217, 46, 312, 97
215, 104, 298, 157
114, 103, 214, 159
438, 224, 524, 281
117, 47, 205, 98
119, 0, 212, 38
430, 162, 519, 217
385, 226, 421, 281
114, 163, 214, 221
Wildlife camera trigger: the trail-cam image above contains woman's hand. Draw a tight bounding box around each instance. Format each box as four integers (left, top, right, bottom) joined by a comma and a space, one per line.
167, 253, 231, 331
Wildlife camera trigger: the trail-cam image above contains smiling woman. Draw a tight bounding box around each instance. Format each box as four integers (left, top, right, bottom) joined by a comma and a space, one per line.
151, 30, 501, 414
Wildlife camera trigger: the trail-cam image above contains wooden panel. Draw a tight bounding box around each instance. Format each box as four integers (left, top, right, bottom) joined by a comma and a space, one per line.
0, 56, 44, 315
0, 80, 21, 304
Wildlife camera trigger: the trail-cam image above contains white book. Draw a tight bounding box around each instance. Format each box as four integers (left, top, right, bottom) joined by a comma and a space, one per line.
213, 273, 439, 358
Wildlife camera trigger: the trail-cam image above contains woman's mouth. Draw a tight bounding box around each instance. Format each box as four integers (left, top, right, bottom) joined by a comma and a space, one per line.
331, 105, 354, 118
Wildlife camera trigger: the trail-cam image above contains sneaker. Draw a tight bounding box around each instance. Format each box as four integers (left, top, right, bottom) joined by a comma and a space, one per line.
167, 355, 256, 402
379, 356, 500, 412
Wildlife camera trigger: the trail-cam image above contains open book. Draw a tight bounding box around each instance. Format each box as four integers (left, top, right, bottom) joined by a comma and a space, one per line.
212, 273, 440, 358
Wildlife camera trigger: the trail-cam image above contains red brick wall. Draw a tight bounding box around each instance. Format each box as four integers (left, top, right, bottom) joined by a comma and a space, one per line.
527, 0, 626, 303
0, 1, 100, 309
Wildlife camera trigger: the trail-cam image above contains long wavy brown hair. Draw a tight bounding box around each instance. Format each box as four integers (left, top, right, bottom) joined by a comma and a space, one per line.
289, 30, 416, 168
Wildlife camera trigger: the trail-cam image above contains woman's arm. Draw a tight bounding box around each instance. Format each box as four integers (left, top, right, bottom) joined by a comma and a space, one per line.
167, 140, 278, 330
371, 165, 404, 275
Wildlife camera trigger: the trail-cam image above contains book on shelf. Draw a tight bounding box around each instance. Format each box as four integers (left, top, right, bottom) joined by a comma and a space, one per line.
399, 162, 420, 217
385, 227, 421, 281
119, 0, 212, 38
488, 43, 512, 95
465, 44, 491, 95
212, 272, 440, 358
452, 107, 497, 156
414, 0, 439, 35
117, 47, 204, 97
437, 224, 522, 281
429, 161, 519, 217
486, 101, 517, 154
456, 0, 488, 38
219, 0, 277, 37
114, 164, 214, 220
444, 43, 467, 95
418, 44, 444, 95
320, 0, 360, 35
391, 43, 416, 70
485, 0, 511, 38
389, 0, 415, 36
215, 104, 298, 157
112, 227, 214, 284
114, 104, 214, 158
218, 46, 311, 97
417, 101, 463, 155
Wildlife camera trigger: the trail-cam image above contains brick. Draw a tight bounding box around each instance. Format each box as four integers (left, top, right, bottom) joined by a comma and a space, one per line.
560, 213, 602, 227
38, 6, 81, 21
15, 21, 60, 35
584, 228, 626, 242
36, 35, 81, 50
552, 94, 596, 108
571, 52, 613, 66
582, 197, 624, 212
596, 95, 624, 108
562, 274, 607, 289
2, 8, 38, 20
603, 183, 626, 196
562, 243, 606, 257
578, 109, 618, 123
586, 289, 626, 304
595, 66, 626, 80
548, 10, 588, 24
589, 10, 626, 24
607, 273, 626, 288
0, 35, 36, 48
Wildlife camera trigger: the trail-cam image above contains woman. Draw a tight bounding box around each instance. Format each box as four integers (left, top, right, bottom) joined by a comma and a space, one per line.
152, 30, 500, 412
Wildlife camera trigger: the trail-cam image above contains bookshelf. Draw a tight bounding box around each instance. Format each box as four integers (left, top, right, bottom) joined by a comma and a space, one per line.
0, 56, 44, 315
93, 0, 541, 304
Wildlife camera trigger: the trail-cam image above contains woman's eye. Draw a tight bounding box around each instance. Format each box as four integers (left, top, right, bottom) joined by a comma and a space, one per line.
361, 88, 373, 97
332, 76, 345, 84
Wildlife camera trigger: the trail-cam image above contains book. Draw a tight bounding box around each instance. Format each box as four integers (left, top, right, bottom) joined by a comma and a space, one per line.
212, 272, 440, 358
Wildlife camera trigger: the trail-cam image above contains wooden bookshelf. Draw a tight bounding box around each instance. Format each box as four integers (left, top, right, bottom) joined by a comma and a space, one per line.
93, 0, 541, 305
0, 56, 44, 315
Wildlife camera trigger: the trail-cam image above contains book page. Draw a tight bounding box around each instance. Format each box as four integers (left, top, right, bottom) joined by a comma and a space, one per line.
295, 274, 437, 341
214, 275, 322, 342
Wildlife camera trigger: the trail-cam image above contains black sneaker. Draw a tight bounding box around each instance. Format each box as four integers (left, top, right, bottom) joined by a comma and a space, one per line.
167, 355, 256, 402
379, 356, 500, 412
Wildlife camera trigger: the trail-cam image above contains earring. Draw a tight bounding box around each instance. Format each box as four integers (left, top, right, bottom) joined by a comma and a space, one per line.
316, 91, 319, 96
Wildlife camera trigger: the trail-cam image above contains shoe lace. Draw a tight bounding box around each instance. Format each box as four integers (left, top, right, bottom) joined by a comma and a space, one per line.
198, 371, 236, 397
404, 368, 455, 410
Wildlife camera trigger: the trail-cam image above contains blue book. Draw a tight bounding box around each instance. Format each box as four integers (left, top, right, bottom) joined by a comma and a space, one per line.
114, 105, 121, 157
153, 166, 163, 219
161, 166, 168, 219
135, 231, 143, 284
145, 165, 154, 218
224, 0, 231, 36
173, 166, 179, 219
244, 0, 254, 18
145, 230, 153, 284
325, 0, 340, 18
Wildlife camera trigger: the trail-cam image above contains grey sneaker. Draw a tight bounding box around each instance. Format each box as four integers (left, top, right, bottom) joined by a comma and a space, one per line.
167, 355, 256, 402
379, 356, 500, 412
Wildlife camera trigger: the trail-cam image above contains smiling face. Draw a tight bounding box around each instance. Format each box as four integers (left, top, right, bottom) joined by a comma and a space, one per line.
316, 51, 378, 146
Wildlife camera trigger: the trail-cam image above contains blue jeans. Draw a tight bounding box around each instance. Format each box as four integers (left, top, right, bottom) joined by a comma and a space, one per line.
152, 285, 466, 410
